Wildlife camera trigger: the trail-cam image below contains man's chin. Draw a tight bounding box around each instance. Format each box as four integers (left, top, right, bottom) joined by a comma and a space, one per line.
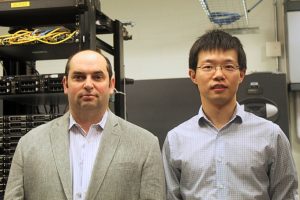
79, 102, 99, 109
211, 97, 234, 107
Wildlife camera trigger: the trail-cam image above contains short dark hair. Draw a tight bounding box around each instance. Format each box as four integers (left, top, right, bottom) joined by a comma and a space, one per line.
189, 29, 247, 71
64, 49, 113, 80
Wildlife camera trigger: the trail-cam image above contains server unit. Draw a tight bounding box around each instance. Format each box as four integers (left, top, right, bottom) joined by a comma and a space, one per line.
237, 72, 290, 138
0, 114, 62, 196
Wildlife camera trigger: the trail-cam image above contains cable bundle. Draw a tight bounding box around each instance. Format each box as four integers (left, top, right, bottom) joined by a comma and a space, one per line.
0, 27, 78, 45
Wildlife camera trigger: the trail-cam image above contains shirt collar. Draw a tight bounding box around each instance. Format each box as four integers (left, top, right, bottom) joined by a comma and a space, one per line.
68, 110, 109, 130
198, 102, 244, 126
235, 103, 246, 121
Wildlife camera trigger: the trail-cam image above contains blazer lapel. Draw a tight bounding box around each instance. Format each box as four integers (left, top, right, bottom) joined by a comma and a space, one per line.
50, 113, 72, 200
86, 111, 121, 199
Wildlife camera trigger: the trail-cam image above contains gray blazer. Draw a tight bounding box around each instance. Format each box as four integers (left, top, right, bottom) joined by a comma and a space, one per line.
4, 111, 166, 200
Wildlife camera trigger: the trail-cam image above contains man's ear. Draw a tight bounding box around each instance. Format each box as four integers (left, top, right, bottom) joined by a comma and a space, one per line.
239, 69, 246, 84
63, 76, 68, 94
189, 69, 197, 84
109, 76, 116, 95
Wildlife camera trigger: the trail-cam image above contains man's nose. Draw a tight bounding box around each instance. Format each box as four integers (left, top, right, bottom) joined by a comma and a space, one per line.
213, 66, 225, 80
84, 77, 94, 89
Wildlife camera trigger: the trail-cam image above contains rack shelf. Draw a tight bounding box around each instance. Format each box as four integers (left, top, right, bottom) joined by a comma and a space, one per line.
0, 0, 87, 26
0, 93, 67, 106
289, 83, 300, 91
0, 43, 80, 60
0, 0, 126, 118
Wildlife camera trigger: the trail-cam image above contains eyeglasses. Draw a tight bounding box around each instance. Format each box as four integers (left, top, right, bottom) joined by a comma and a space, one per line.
197, 63, 240, 73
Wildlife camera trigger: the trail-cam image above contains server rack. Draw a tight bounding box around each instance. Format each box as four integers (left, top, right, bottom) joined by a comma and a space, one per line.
0, 0, 129, 197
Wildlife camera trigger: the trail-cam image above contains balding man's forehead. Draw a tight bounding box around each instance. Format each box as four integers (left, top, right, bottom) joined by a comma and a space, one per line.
65, 49, 112, 80
70, 51, 106, 64
72, 50, 103, 59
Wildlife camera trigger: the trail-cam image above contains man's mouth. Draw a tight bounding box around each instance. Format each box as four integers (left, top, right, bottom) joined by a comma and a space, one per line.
211, 84, 227, 89
81, 94, 96, 98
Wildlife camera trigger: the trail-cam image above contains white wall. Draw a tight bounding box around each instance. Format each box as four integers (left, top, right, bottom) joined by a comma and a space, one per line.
100, 0, 279, 80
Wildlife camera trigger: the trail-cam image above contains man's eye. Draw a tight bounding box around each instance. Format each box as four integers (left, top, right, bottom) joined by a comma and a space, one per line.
73, 75, 85, 81
223, 64, 236, 71
93, 74, 104, 80
202, 65, 213, 70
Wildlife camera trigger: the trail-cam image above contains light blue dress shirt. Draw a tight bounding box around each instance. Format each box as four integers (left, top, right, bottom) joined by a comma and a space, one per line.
162, 103, 298, 200
69, 111, 108, 200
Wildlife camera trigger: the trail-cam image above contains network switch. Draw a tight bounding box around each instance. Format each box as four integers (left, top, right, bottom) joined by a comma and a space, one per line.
0, 74, 64, 95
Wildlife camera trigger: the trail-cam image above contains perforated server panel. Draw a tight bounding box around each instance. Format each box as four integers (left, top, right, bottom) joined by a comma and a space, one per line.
0, 114, 62, 196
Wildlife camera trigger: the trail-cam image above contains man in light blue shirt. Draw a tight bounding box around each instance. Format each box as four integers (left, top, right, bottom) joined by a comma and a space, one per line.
162, 30, 298, 200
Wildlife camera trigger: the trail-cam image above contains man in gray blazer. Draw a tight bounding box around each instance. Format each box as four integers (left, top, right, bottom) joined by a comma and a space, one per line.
4, 50, 166, 200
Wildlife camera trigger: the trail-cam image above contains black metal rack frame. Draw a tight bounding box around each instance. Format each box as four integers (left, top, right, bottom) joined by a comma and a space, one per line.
0, 0, 128, 197
0, 0, 126, 118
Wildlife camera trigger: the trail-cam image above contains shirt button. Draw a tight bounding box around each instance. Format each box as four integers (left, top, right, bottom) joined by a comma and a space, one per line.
217, 158, 222, 162
76, 193, 82, 199
218, 184, 224, 189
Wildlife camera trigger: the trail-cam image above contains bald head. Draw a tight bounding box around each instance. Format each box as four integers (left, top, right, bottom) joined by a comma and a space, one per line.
65, 50, 113, 80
